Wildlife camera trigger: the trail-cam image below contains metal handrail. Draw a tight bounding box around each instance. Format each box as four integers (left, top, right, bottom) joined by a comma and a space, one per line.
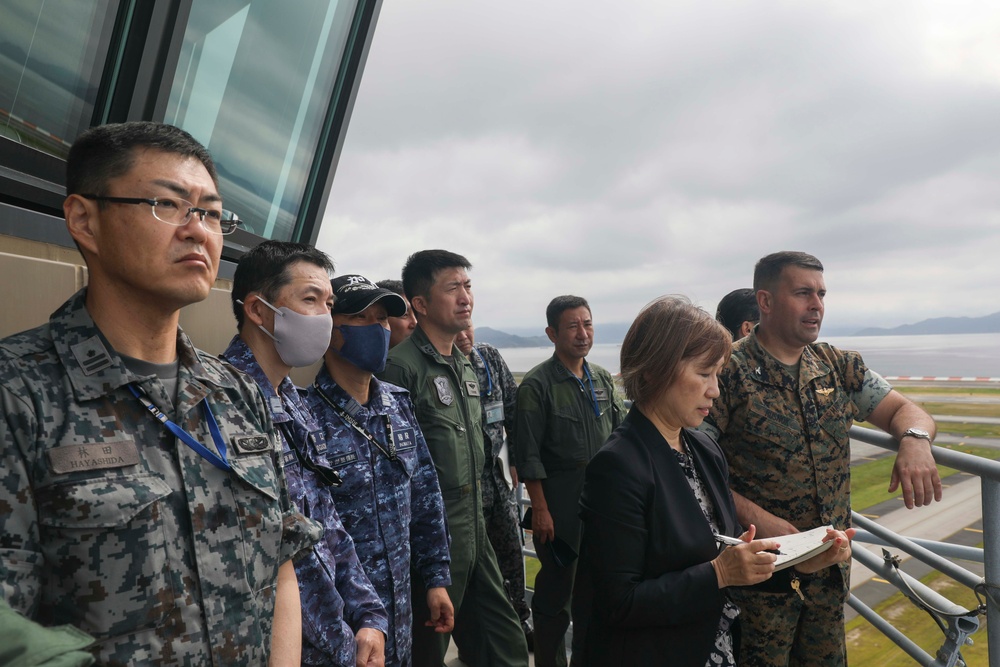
515, 425, 1000, 665
847, 425, 997, 667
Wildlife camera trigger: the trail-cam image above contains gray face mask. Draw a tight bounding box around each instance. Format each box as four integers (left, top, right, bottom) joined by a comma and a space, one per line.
252, 296, 332, 367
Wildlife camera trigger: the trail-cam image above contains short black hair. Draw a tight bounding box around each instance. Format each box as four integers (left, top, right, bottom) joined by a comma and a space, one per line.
546, 295, 591, 330
401, 249, 472, 302
66, 121, 217, 197
715, 288, 759, 338
231, 240, 334, 329
376, 279, 405, 297
753, 251, 824, 292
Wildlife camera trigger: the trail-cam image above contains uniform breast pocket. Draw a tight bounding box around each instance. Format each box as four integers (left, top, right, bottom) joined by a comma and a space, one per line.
394, 446, 419, 479
36, 474, 176, 637
229, 454, 284, 596
327, 444, 368, 496
549, 409, 587, 468
816, 391, 852, 444
744, 400, 804, 454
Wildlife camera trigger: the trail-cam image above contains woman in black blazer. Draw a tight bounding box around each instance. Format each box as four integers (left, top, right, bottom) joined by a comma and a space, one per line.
577, 297, 778, 667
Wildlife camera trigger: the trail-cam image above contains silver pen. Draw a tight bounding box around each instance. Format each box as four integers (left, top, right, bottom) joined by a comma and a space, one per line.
714, 533, 745, 547
714, 533, 783, 555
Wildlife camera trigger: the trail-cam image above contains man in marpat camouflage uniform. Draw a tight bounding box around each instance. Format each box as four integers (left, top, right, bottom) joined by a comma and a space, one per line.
223, 243, 389, 666
307, 273, 453, 667
704, 250, 942, 667
455, 323, 533, 647
379, 250, 529, 667
0, 122, 319, 665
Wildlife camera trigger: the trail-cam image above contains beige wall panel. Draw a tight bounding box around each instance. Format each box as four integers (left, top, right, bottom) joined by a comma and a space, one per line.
0, 252, 85, 338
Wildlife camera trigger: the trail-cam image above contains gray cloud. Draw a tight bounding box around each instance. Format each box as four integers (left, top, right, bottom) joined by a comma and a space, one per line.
319, 0, 1000, 330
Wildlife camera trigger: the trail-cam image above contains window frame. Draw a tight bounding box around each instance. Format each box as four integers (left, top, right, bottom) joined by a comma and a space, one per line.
0, 0, 382, 267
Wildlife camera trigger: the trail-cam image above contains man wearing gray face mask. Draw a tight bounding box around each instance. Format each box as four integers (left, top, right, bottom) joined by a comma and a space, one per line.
224, 242, 389, 666
306, 274, 453, 667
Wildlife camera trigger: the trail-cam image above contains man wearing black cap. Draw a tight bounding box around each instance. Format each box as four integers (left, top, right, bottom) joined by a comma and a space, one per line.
306, 274, 454, 667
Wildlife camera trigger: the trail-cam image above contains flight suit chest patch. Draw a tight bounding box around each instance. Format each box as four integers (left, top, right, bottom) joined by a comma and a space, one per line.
434, 376, 454, 406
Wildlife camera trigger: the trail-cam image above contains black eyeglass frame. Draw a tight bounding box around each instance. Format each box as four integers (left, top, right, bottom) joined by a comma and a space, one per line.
81, 194, 241, 235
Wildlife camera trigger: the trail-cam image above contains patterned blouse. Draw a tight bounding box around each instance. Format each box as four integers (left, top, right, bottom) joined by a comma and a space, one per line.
672, 432, 740, 667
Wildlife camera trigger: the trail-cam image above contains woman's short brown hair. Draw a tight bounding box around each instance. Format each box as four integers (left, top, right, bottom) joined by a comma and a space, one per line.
620, 296, 732, 405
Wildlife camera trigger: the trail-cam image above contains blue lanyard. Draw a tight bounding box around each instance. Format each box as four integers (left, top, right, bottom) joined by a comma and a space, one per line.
473, 347, 493, 396
128, 384, 231, 471
571, 364, 602, 419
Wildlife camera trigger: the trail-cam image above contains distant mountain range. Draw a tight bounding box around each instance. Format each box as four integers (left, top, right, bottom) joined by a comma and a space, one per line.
475, 327, 550, 348
476, 323, 631, 348
854, 311, 1000, 336
478, 311, 1000, 347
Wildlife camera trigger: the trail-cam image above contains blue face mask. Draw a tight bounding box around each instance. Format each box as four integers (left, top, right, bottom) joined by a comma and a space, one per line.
337, 322, 391, 373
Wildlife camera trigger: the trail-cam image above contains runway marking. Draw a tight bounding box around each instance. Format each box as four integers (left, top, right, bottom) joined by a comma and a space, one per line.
964, 527, 983, 534
859, 513, 880, 519
872, 577, 891, 584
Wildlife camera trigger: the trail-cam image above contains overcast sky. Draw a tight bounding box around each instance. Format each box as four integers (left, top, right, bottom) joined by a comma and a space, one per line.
316, 1, 1000, 335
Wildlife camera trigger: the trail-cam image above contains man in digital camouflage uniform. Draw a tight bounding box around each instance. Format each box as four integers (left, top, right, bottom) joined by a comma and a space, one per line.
455, 323, 533, 647
703, 250, 942, 667
514, 295, 624, 667
223, 242, 389, 666
0, 122, 319, 666
306, 273, 453, 666
379, 249, 530, 667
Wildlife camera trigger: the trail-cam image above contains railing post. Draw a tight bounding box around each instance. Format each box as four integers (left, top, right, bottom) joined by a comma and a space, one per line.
982, 476, 1000, 666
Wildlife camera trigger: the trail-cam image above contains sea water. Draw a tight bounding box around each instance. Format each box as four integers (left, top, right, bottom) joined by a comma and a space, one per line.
498, 333, 1000, 377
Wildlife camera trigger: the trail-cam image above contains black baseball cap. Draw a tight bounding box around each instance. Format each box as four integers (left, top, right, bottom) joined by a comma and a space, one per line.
331, 274, 407, 317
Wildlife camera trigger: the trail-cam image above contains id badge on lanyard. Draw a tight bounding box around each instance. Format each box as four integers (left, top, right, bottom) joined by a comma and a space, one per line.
483, 400, 504, 425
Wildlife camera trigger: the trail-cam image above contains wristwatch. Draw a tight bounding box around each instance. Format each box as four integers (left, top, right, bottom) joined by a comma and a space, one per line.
902, 427, 932, 443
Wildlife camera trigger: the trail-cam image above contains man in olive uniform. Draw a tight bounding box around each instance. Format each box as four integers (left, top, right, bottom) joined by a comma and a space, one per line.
0, 122, 318, 665
704, 251, 941, 667
379, 249, 529, 667
455, 323, 533, 647
514, 296, 624, 667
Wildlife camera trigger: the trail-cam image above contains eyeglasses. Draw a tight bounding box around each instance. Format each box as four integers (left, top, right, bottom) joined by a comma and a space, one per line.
82, 195, 241, 235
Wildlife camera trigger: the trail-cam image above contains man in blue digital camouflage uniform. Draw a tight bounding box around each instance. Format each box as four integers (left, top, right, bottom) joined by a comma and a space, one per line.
0, 122, 320, 665
379, 249, 530, 667
704, 251, 941, 667
224, 242, 389, 667
306, 274, 453, 667
455, 323, 533, 647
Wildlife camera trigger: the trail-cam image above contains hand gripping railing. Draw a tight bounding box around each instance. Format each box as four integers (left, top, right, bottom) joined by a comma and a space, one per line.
848, 425, 1000, 666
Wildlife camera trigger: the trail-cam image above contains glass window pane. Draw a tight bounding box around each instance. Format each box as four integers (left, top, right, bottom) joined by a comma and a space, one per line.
0, 0, 119, 159
165, 0, 358, 242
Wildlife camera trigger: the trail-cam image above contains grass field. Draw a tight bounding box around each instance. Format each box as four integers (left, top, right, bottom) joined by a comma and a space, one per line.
850, 443, 1000, 510
845, 566, 987, 665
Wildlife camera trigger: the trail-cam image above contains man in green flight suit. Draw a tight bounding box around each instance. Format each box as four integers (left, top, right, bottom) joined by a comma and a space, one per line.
379, 249, 529, 667
514, 295, 624, 667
